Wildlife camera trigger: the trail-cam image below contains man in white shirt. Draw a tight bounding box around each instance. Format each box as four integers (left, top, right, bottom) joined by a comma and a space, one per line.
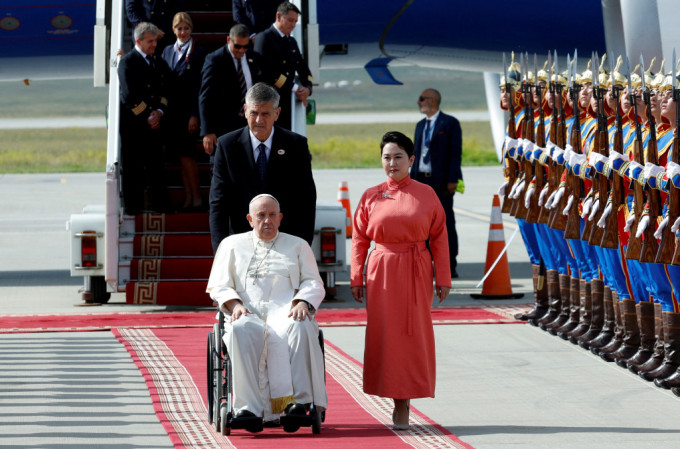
206, 194, 327, 431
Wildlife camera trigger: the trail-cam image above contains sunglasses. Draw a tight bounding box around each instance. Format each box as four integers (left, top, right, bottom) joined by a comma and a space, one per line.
418, 96, 432, 102
232, 43, 248, 49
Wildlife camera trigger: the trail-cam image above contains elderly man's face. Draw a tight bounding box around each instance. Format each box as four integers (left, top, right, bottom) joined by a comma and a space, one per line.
417, 90, 437, 116
245, 101, 280, 142
247, 197, 282, 241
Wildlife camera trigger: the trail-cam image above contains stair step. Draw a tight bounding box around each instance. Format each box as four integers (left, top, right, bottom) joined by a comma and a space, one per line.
125, 280, 213, 306
135, 213, 210, 233
133, 234, 213, 257
129, 258, 213, 281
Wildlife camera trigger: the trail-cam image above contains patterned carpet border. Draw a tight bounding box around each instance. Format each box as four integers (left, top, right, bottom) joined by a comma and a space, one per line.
113, 328, 231, 449
324, 342, 475, 449
114, 328, 475, 449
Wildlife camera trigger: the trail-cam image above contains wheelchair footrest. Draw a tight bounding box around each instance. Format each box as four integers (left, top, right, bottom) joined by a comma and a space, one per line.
229, 415, 263, 433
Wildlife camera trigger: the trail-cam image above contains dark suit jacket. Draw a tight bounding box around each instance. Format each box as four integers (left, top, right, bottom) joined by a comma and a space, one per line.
199, 45, 263, 138
118, 50, 170, 130
161, 41, 206, 120
232, 0, 279, 34
209, 126, 317, 252
253, 25, 313, 96
125, 0, 175, 33
411, 112, 463, 193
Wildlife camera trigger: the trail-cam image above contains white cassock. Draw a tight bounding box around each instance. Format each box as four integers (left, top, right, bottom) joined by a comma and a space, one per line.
206, 231, 327, 419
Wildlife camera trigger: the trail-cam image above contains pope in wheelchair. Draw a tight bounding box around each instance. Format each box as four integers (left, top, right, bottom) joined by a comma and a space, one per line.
206, 194, 328, 434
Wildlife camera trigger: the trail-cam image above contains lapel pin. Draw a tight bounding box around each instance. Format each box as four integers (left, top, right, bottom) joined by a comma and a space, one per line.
277, 149, 285, 155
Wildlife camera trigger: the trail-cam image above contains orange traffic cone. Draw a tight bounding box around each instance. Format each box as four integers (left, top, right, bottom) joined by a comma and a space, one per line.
337, 181, 352, 237
471, 194, 524, 299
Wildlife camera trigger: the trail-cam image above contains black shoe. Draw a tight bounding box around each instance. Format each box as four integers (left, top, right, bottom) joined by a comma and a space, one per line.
285, 403, 307, 416
235, 410, 256, 419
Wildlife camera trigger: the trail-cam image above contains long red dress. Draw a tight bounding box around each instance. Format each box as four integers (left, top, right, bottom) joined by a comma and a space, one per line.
351, 175, 451, 399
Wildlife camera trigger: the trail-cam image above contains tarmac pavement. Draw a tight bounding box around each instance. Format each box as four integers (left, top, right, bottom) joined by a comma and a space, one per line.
1, 167, 680, 448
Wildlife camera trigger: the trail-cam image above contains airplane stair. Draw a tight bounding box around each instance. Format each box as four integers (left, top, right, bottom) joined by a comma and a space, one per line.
123, 2, 234, 306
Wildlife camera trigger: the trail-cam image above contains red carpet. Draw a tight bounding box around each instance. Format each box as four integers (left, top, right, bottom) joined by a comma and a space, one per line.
0, 305, 527, 333
114, 327, 475, 448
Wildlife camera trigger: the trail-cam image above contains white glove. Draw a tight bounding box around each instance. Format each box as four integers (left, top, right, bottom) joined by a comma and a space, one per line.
655, 216, 669, 240
636, 215, 650, 238
512, 179, 526, 199
562, 195, 574, 215
551, 186, 565, 208
545, 191, 556, 209
524, 187, 535, 209
672, 216, 680, 233
589, 200, 600, 221
643, 162, 664, 182
667, 161, 680, 180
498, 180, 509, 197
597, 203, 612, 228
624, 213, 636, 232
581, 197, 594, 218
538, 184, 550, 206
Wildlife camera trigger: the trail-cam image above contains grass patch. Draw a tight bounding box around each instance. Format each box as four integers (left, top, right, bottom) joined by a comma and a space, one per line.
0, 121, 497, 173
0, 128, 107, 173
308, 121, 497, 169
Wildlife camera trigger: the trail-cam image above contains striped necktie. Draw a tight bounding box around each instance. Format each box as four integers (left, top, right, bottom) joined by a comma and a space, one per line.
236, 58, 247, 107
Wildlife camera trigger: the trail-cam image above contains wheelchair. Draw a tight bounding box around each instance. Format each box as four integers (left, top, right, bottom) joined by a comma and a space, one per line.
207, 309, 326, 435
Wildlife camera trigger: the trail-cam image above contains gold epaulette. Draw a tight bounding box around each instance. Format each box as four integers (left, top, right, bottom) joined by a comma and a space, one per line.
132, 101, 147, 116
275, 74, 287, 89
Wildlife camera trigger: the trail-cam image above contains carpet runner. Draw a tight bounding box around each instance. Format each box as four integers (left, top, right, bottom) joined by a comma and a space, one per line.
0, 305, 528, 333
114, 327, 475, 449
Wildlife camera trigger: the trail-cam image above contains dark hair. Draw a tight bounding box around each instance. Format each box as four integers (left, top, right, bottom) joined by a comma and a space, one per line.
277, 2, 301, 16
380, 131, 414, 157
230, 23, 250, 39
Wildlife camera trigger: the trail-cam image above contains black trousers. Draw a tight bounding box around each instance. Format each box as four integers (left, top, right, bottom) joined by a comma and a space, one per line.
416, 172, 458, 272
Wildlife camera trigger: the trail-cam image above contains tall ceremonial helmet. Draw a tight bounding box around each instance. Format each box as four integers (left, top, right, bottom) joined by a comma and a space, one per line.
598, 53, 610, 87
550, 63, 568, 87
658, 70, 673, 94
500, 51, 522, 90
536, 59, 550, 84
630, 64, 642, 89
611, 55, 626, 88
651, 59, 666, 90
643, 56, 657, 88
580, 59, 593, 84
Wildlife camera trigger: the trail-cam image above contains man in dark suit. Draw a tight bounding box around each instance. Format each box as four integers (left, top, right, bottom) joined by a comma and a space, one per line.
411, 88, 463, 277
209, 82, 316, 252
232, 0, 279, 38
118, 22, 171, 215
253, 2, 313, 130
125, 0, 176, 50
199, 24, 263, 156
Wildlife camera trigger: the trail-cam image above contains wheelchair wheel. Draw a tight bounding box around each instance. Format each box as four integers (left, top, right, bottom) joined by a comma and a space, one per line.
207, 332, 214, 425
212, 324, 223, 432
220, 404, 231, 435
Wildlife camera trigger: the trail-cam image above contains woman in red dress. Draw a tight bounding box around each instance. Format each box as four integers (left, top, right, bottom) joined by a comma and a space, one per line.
350, 131, 451, 430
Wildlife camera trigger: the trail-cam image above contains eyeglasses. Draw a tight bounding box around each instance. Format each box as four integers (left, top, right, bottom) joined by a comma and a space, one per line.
418, 96, 432, 102
232, 43, 248, 49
